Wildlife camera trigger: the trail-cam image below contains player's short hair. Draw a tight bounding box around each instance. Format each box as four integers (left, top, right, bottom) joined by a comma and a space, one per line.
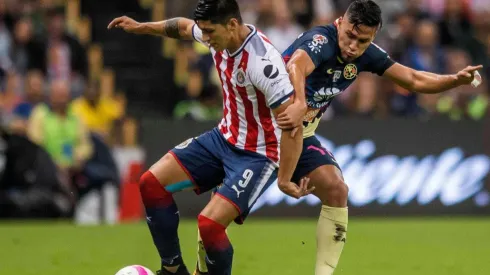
346, 0, 383, 30
194, 0, 243, 25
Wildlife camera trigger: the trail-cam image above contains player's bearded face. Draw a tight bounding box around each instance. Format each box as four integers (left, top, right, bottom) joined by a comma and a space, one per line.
197, 20, 234, 52
337, 16, 377, 62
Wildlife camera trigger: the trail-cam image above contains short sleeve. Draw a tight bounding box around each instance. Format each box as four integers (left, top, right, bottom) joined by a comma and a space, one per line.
365, 43, 395, 76
297, 32, 335, 68
192, 24, 208, 47
249, 50, 294, 109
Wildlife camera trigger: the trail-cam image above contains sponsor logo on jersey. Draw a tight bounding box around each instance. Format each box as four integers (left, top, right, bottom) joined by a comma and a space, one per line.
309, 87, 342, 108
263, 64, 279, 79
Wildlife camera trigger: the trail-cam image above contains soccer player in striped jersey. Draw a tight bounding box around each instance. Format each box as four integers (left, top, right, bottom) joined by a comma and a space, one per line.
194, 1, 483, 275
108, 0, 312, 274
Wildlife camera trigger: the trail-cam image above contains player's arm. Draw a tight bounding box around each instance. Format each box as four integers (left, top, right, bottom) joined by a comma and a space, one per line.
272, 101, 313, 199
383, 62, 483, 94
251, 52, 313, 198
287, 49, 316, 106
276, 50, 315, 130
277, 33, 334, 130
107, 16, 195, 40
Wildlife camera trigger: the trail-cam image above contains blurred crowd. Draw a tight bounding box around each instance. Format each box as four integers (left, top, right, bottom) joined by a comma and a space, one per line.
0, 0, 489, 219
172, 0, 490, 121
0, 0, 123, 219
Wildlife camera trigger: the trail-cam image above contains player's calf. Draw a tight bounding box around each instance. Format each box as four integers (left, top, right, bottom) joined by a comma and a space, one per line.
139, 153, 192, 274
197, 193, 240, 275
308, 165, 349, 275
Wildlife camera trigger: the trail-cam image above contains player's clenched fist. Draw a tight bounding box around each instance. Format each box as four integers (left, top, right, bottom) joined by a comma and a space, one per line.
107, 16, 143, 34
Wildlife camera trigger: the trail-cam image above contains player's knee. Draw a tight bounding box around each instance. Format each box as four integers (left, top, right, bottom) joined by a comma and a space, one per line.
197, 214, 231, 251
139, 170, 174, 208
327, 178, 349, 200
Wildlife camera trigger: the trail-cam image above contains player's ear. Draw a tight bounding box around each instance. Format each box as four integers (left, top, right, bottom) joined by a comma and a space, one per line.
227, 18, 239, 32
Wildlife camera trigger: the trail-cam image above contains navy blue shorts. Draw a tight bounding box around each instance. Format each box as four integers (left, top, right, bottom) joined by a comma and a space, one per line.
291, 136, 341, 183
169, 128, 277, 224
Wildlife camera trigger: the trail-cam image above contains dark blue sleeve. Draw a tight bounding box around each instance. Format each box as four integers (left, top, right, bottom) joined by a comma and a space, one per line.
295, 30, 336, 69
365, 43, 395, 76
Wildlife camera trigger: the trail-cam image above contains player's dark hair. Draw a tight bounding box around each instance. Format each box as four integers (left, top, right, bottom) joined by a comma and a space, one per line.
346, 0, 383, 30
194, 0, 243, 25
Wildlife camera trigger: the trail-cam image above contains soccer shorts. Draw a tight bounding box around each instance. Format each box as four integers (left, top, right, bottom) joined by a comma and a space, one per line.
169, 128, 277, 224
291, 135, 341, 183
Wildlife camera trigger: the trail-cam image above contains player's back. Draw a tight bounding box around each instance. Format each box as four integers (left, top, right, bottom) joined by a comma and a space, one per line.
192, 24, 294, 163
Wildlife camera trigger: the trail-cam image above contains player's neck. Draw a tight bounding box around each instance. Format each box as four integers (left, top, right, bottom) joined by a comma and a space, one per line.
226, 25, 252, 54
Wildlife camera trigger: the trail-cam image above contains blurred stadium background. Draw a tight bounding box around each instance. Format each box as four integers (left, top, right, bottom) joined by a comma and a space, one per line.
0, 0, 489, 274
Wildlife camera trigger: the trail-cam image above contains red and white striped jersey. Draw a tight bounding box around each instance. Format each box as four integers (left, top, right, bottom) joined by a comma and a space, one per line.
192, 24, 293, 164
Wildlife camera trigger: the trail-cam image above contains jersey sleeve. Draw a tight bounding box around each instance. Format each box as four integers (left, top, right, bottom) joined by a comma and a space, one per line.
249, 49, 294, 109
191, 24, 208, 47
365, 43, 395, 76
296, 31, 335, 68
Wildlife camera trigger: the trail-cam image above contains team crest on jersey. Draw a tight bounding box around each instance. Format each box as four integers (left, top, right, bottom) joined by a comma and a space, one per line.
343, 64, 358, 80
308, 34, 328, 54
175, 138, 193, 149
235, 68, 246, 86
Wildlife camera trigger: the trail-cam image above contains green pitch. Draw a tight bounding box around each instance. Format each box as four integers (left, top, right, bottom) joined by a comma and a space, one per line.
0, 218, 489, 275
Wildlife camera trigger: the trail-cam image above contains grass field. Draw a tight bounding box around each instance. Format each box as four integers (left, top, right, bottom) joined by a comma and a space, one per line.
0, 218, 489, 275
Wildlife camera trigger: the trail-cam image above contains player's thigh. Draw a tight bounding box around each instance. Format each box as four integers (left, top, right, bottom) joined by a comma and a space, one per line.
154, 134, 224, 192
293, 136, 346, 198
215, 156, 277, 224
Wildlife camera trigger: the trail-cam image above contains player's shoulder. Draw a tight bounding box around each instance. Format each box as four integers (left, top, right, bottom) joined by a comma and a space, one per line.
247, 29, 280, 58
245, 30, 285, 71
363, 42, 391, 60
298, 24, 337, 43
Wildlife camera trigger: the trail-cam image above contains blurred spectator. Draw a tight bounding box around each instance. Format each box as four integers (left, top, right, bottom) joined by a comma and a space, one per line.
405, 0, 431, 19
27, 79, 92, 172
392, 20, 447, 116
71, 79, 125, 141
264, 2, 303, 53
384, 12, 416, 63
10, 17, 46, 75
44, 7, 87, 82
0, 72, 22, 118
173, 43, 221, 121
0, 0, 13, 74
292, 0, 336, 29
9, 69, 45, 134
436, 0, 474, 48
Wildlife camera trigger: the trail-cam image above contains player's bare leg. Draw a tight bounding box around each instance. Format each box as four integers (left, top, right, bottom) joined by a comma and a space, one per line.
308, 165, 349, 275
197, 194, 240, 275
139, 153, 194, 275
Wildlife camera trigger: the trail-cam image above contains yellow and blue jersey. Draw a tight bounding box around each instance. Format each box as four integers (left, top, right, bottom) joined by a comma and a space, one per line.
282, 21, 395, 138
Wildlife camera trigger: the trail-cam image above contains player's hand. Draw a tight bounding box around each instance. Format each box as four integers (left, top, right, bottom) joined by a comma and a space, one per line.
277, 102, 307, 137
278, 177, 315, 199
454, 65, 483, 86
107, 16, 144, 34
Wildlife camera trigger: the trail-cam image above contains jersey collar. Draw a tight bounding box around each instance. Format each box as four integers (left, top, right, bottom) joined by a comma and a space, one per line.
226, 24, 257, 58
